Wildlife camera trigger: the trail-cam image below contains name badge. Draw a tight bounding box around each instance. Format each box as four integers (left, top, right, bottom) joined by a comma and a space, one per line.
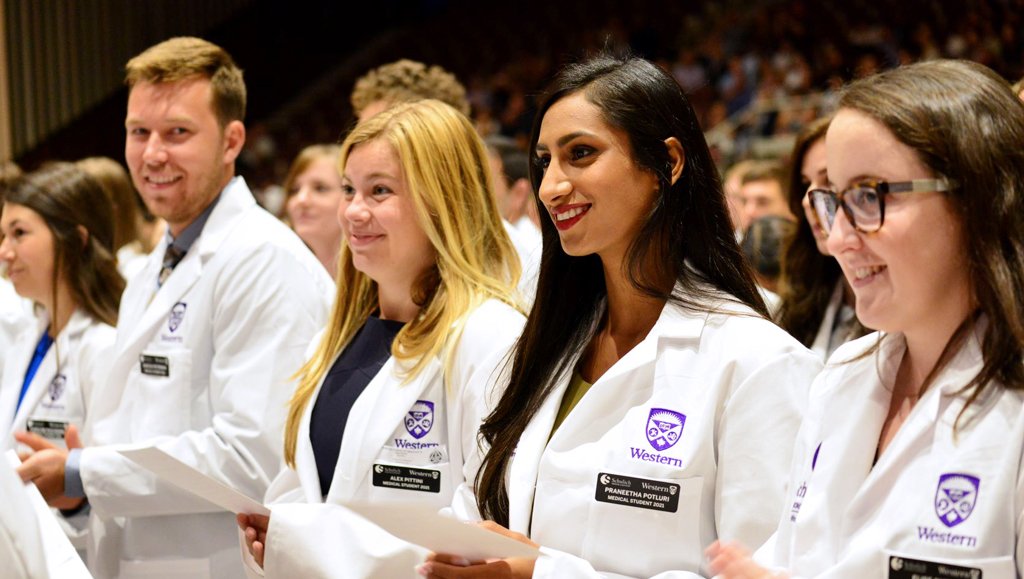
26, 418, 68, 440
888, 555, 982, 578
140, 354, 170, 377
371, 464, 441, 493
595, 472, 680, 513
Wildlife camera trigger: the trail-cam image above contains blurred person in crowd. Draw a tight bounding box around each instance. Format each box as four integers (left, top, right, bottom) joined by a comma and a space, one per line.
740, 160, 795, 227
776, 118, 866, 361
238, 99, 525, 577
709, 59, 1024, 579
14, 37, 333, 579
424, 52, 819, 579
722, 159, 758, 239
1013, 75, 1024, 100
1, 161, 32, 381
282, 145, 344, 277
742, 215, 796, 314
0, 163, 123, 548
350, 59, 470, 122
75, 156, 153, 281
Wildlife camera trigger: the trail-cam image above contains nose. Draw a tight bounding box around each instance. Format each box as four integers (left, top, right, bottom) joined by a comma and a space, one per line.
826, 207, 861, 255
293, 186, 312, 206
0, 235, 13, 263
341, 191, 369, 226
537, 161, 572, 208
142, 133, 168, 165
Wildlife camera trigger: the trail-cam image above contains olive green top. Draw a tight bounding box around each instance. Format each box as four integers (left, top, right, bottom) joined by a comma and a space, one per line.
551, 370, 593, 435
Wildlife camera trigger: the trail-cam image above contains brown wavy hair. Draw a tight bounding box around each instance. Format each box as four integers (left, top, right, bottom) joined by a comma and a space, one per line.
4, 162, 124, 327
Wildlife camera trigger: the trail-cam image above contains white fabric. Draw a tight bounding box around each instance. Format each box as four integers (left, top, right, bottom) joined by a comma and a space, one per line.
759, 328, 1024, 577
0, 276, 33, 383
0, 456, 49, 578
243, 299, 525, 578
502, 220, 540, 308
79, 178, 334, 579
508, 296, 821, 578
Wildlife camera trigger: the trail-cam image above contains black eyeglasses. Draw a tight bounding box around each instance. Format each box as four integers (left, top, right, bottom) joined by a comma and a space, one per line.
808, 179, 950, 234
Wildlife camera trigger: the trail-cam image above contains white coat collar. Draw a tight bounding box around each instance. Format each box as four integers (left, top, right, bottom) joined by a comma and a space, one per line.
118, 177, 255, 353
1, 309, 95, 437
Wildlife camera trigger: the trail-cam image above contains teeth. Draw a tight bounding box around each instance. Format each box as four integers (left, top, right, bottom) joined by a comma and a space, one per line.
556, 206, 587, 221
148, 175, 179, 184
854, 265, 886, 280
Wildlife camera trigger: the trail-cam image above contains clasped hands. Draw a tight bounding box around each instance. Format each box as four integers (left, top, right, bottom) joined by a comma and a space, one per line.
14, 424, 86, 511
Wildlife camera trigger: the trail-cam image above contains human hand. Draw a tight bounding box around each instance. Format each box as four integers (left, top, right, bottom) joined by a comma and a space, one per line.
417, 521, 537, 578
15, 425, 85, 510
706, 540, 785, 579
237, 512, 271, 569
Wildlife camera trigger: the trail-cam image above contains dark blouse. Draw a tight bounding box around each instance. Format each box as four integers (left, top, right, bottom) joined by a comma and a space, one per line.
310, 315, 404, 496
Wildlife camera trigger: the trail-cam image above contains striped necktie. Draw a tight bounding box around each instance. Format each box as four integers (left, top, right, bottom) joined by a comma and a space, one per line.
157, 245, 186, 287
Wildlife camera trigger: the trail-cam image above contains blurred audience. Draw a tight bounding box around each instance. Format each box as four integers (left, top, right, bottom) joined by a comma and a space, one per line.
282, 145, 344, 278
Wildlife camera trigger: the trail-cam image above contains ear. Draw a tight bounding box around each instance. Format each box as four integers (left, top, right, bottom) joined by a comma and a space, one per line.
222, 120, 247, 165
76, 225, 89, 248
664, 137, 685, 186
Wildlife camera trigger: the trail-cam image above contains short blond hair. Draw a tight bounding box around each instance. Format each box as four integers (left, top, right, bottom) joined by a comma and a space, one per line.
350, 59, 469, 116
125, 36, 246, 126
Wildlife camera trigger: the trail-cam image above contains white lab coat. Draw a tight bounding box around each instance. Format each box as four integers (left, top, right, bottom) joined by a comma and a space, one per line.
808, 281, 858, 362
759, 327, 1024, 577
79, 177, 334, 579
508, 296, 821, 578
0, 309, 115, 447
0, 276, 33, 382
244, 298, 525, 578
502, 220, 540, 307
0, 455, 49, 578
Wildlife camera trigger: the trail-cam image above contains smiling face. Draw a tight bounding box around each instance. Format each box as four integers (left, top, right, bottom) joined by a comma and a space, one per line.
799, 137, 831, 254
825, 108, 971, 336
124, 77, 245, 236
534, 92, 659, 265
338, 139, 435, 290
0, 203, 57, 305
286, 155, 344, 250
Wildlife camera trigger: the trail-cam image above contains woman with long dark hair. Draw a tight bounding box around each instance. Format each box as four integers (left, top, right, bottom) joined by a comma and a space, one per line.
776, 118, 866, 359
709, 59, 1024, 578
423, 53, 820, 578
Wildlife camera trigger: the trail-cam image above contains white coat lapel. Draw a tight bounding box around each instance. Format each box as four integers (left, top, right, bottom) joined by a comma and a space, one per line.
327, 356, 441, 503
8, 314, 63, 435
294, 370, 330, 503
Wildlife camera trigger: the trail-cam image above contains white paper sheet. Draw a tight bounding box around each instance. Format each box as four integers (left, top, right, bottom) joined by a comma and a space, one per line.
343, 502, 540, 561
118, 447, 270, 516
5, 450, 93, 578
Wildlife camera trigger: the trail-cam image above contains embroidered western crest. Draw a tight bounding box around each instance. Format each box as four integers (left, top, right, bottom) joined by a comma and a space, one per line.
405, 400, 434, 439
934, 473, 980, 528
646, 408, 686, 451
168, 302, 187, 333
48, 374, 67, 402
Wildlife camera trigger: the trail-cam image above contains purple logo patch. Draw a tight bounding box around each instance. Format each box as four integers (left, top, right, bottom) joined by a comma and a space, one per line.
646, 408, 686, 451
934, 473, 980, 528
48, 374, 67, 402
168, 302, 187, 333
405, 400, 434, 439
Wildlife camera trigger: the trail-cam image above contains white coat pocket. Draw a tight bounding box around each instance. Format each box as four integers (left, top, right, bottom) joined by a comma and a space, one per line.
582, 473, 704, 576
129, 349, 192, 439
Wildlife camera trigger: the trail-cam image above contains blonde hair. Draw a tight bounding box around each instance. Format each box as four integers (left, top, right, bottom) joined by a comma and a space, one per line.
283, 100, 520, 466
283, 144, 342, 197
350, 59, 470, 117
76, 157, 141, 253
125, 36, 246, 126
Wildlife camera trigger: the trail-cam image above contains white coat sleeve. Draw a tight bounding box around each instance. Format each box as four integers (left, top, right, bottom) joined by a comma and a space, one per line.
0, 458, 49, 578
80, 245, 331, 519
447, 301, 524, 522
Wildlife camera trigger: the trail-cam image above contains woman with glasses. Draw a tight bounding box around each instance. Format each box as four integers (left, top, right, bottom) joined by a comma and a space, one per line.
776, 118, 867, 361
708, 59, 1024, 577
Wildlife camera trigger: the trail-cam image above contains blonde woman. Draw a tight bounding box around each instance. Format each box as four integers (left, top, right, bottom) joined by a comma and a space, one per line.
238, 99, 525, 577
281, 145, 344, 277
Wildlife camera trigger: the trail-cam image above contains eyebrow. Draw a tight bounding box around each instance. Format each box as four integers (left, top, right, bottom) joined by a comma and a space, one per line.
535, 131, 598, 152
342, 172, 398, 182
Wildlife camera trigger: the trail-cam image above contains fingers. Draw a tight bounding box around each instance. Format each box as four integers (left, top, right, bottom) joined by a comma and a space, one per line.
64, 424, 84, 449
236, 513, 250, 531
418, 559, 512, 578
427, 553, 471, 566
13, 431, 57, 452
253, 540, 265, 568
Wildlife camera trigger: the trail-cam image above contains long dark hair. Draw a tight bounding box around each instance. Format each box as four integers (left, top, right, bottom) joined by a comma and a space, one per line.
838, 60, 1024, 412
475, 53, 767, 525
4, 162, 124, 327
776, 118, 866, 347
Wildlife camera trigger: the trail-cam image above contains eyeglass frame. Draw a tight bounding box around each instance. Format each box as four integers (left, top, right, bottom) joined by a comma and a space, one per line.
807, 178, 951, 234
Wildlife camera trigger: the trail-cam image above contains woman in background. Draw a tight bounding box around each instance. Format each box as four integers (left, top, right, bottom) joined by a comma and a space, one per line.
282, 145, 345, 277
